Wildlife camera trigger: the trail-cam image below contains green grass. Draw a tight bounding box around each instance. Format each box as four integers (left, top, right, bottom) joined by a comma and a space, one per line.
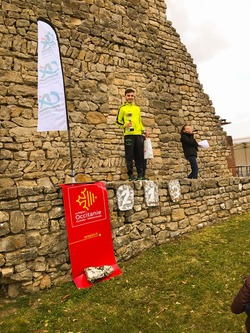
1, 212, 250, 333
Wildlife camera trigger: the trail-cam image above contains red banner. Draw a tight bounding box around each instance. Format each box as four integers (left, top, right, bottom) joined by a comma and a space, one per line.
60, 182, 122, 288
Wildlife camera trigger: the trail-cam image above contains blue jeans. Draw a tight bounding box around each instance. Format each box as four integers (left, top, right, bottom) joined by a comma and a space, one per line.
245, 303, 250, 316
187, 155, 198, 179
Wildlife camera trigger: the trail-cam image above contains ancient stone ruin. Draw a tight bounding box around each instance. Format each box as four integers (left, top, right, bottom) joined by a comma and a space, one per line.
1, 0, 249, 297
1, 0, 231, 187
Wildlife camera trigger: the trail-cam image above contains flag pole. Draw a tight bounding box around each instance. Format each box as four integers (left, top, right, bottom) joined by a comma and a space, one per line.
37, 17, 75, 183
53, 18, 76, 183
66, 112, 75, 183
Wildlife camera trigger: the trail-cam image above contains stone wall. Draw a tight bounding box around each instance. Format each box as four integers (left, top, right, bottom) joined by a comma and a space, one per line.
1, 177, 250, 297
0, 0, 231, 187
1, 0, 241, 299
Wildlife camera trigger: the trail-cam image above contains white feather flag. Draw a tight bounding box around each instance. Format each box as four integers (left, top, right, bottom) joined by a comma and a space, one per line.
37, 18, 67, 131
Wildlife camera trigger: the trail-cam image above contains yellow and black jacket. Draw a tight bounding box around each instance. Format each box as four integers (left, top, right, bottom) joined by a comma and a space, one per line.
116, 102, 145, 136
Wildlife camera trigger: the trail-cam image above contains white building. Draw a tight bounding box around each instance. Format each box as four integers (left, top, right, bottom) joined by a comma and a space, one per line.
233, 137, 250, 176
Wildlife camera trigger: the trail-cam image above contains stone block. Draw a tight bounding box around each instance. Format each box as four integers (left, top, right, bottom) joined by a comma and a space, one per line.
33, 257, 46, 272
157, 230, 170, 244
27, 213, 49, 230
0, 253, 5, 267
11, 269, 33, 282
40, 275, 52, 289
26, 231, 42, 247
0, 235, 26, 252
178, 218, 189, 229
0, 222, 10, 237
167, 221, 178, 231
152, 216, 167, 224
49, 207, 64, 219
1, 267, 13, 277
8, 284, 21, 298
5, 248, 37, 266
38, 232, 68, 256
0, 211, 9, 223
0, 187, 17, 200
126, 210, 148, 223
10, 211, 25, 234
171, 208, 185, 221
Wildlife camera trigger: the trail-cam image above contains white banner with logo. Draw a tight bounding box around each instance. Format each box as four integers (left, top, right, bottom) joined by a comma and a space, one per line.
37, 18, 67, 131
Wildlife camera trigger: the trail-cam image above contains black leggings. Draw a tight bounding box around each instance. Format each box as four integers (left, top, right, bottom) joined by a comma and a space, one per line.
124, 135, 144, 178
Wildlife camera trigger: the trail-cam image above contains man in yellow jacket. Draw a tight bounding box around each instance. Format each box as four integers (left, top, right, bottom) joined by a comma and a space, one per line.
116, 88, 146, 180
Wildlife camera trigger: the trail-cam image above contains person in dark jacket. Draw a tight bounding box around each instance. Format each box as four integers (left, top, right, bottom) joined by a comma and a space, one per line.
180, 125, 199, 179
231, 275, 250, 332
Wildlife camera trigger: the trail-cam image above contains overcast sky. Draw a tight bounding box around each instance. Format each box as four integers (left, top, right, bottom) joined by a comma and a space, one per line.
166, 0, 250, 140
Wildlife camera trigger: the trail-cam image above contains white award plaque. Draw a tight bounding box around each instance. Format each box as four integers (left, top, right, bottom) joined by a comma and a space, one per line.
168, 179, 181, 202
144, 181, 159, 207
117, 185, 134, 211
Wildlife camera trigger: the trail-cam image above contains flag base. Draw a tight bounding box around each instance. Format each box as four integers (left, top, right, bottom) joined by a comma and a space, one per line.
73, 264, 122, 289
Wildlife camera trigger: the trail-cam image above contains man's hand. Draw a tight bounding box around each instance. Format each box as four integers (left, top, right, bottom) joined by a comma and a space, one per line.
125, 122, 132, 128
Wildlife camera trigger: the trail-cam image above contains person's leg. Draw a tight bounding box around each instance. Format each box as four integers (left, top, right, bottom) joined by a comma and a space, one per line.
245, 303, 250, 316
187, 156, 198, 179
134, 135, 144, 178
245, 316, 250, 333
142, 137, 148, 178
143, 159, 147, 178
124, 136, 135, 179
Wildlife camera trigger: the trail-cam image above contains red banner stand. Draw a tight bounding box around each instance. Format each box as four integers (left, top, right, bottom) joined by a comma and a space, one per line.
60, 182, 122, 288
